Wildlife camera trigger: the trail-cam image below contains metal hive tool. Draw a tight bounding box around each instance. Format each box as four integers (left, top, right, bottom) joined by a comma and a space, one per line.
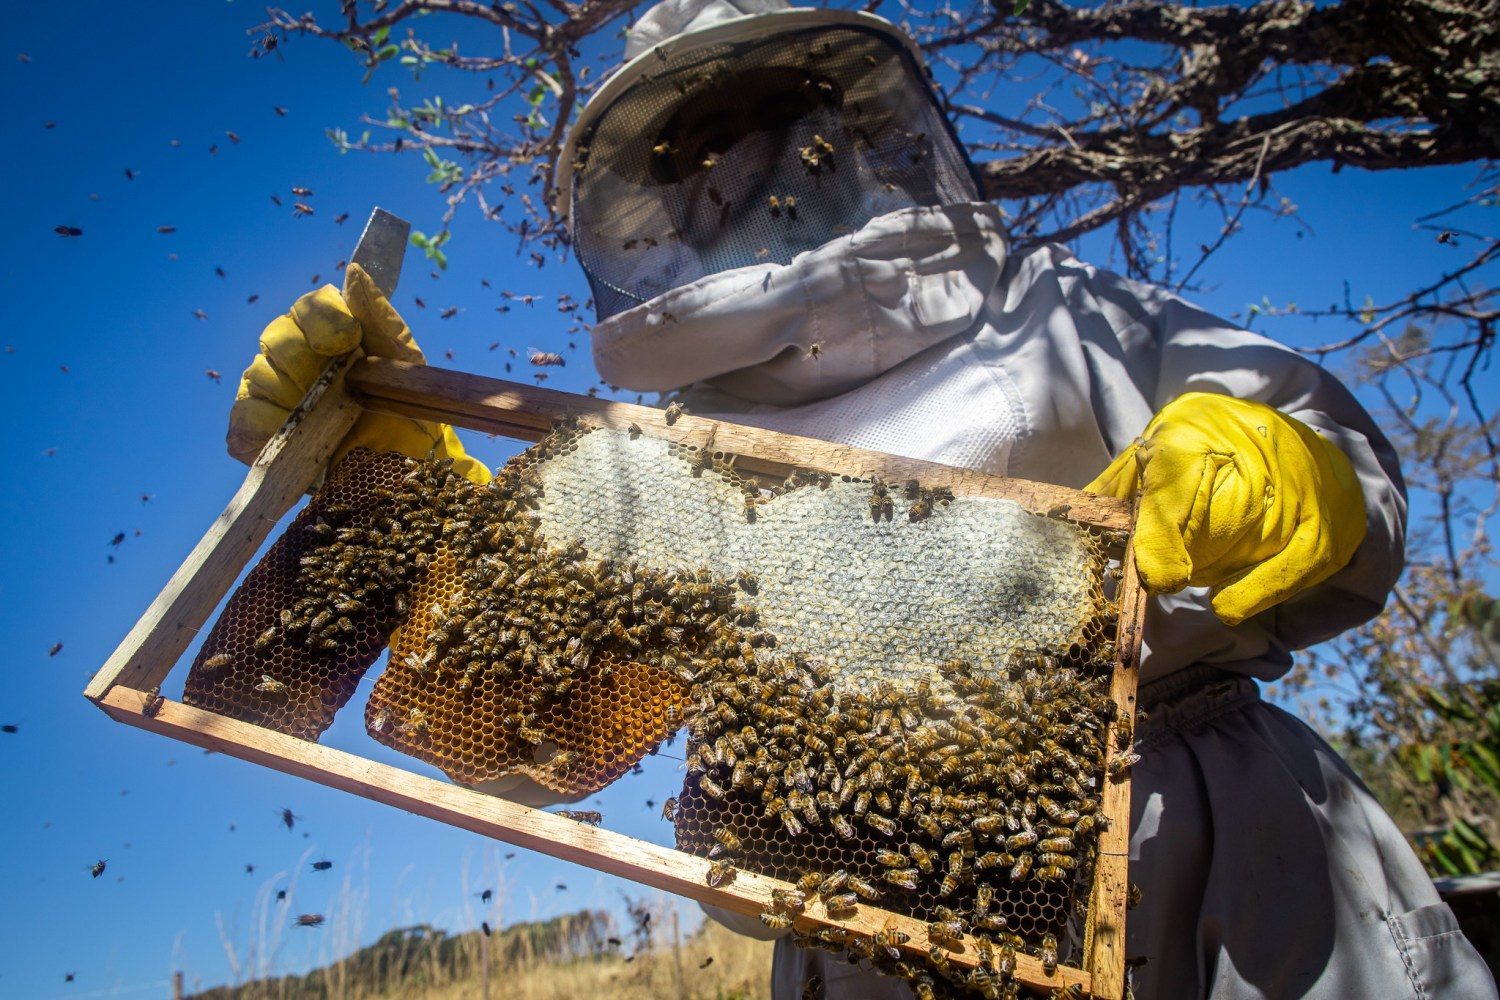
184, 418, 1125, 997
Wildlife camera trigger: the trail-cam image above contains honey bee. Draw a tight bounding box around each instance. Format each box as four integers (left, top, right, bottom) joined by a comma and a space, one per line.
927, 917, 965, 948
664, 401, 684, 426
1038, 836, 1074, 853
370, 707, 390, 733
141, 684, 165, 718
823, 892, 858, 916
523, 802, 594, 829
699, 775, 726, 799
865, 813, 896, 836
909, 843, 938, 874
975, 882, 994, 914
255, 674, 289, 696
848, 876, 881, 901
1108, 750, 1141, 780
203, 652, 232, 670
768, 195, 782, 216
759, 909, 793, 930
801, 975, 824, 1000
706, 859, 736, 887
652, 140, 676, 156
796, 871, 825, 894
1005, 830, 1037, 850
873, 923, 910, 959
1039, 933, 1058, 975
714, 827, 743, 852
831, 814, 856, 840
875, 848, 909, 868
1037, 865, 1068, 881
1009, 854, 1033, 881
661, 797, 677, 822
908, 497, 932, 521
925, 944, 953, 976
1127, 882, 1143, 909
876, 869, 912, 893
1053, 985, 1085, 999
771, 887, 807, 912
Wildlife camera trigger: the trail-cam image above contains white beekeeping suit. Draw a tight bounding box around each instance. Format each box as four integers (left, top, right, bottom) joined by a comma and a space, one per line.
555, 1, 1497, 996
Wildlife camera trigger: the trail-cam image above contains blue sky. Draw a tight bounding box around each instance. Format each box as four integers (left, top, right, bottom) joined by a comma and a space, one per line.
1, 2, 1494, 997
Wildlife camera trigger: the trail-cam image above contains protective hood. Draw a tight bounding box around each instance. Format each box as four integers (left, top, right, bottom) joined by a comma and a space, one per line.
591, 201, 1009, 406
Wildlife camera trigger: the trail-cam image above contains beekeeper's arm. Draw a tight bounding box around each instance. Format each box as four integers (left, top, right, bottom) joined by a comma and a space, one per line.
227, 263, 490, 486
1079, 261, 1406, 643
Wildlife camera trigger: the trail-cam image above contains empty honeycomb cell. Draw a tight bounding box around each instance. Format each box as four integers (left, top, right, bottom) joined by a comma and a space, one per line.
197, 419, 1125, 998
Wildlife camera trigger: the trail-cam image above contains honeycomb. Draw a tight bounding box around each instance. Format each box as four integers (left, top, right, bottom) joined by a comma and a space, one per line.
190, 421, 1124, 998
182, 449, 414, 739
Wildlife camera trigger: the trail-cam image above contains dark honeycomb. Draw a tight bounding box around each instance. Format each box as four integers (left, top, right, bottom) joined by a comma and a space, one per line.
182, 449, 412, 740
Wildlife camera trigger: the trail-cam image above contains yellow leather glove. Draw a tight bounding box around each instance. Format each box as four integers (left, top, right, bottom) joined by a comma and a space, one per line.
1086, 391, 1366, 625
227, 263, 490, 485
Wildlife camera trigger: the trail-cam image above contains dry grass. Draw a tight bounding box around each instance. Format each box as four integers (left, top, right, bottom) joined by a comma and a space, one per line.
407, 920, 772, 1000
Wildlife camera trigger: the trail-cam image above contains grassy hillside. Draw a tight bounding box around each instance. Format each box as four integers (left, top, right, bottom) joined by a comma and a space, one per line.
190, 908, 773, 1000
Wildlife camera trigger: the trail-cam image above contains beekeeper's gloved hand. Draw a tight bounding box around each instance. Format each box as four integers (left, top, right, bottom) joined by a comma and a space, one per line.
1086, 391, 1366, 626
227, 263, 490, 485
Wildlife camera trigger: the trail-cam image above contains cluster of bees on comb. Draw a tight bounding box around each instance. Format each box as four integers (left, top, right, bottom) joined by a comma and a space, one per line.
185, 417, 1128, 998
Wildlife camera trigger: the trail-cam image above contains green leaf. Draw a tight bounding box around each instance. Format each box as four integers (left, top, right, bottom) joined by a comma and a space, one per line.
1359, 295, 1375, 324
410, 231, 431, 249
372, 25, 390, 45
1013, 0, 1030, 13
376, 44, 400, 62
423, 148, 441, 168
432, 248, 448, 270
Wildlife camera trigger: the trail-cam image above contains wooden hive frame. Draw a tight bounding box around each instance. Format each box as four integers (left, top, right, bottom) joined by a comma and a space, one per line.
84, 354, 1145, 999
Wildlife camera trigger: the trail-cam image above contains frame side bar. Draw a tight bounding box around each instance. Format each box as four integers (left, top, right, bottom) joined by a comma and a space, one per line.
98, 687, 1092, 996
346, 358, 1132, 529
1082, 519, 1147, 1000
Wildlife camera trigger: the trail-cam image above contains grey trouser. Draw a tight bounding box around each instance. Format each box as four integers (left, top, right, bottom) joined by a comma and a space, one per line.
764, 671, 1497, 999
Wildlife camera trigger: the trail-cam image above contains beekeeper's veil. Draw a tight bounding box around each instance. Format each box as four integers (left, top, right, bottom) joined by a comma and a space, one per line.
556, 0, 982, 321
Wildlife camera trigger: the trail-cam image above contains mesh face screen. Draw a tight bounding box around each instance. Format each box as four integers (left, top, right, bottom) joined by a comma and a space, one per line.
570, 25, 980, 319
189, 425, 1122, 996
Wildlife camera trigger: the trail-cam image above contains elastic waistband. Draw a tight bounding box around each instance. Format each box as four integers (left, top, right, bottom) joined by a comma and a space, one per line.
1136, 665, 1260, 752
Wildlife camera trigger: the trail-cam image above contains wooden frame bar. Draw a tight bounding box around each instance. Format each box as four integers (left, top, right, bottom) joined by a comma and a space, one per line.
86, 358, 1143, 999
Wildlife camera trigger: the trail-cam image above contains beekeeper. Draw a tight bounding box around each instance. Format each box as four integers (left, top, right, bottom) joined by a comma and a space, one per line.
227, 0, 1495, 996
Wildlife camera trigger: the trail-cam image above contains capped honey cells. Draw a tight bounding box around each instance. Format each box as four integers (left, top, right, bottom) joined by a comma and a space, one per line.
184, 419, 1126, 998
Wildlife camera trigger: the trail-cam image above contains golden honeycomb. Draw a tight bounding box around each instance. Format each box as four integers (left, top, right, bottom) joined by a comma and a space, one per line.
190, 421, 1124, 998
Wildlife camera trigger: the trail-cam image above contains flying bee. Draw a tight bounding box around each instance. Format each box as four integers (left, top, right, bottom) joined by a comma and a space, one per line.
1128, 882, 1143, 909
1039, 933, 1059, 975
661, 797, 677, 822
296, 913, 326, 927
873, 923, 910, 959
255, 674, 289, 696
706, 859, 736, 887
883, 867, 920, 890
